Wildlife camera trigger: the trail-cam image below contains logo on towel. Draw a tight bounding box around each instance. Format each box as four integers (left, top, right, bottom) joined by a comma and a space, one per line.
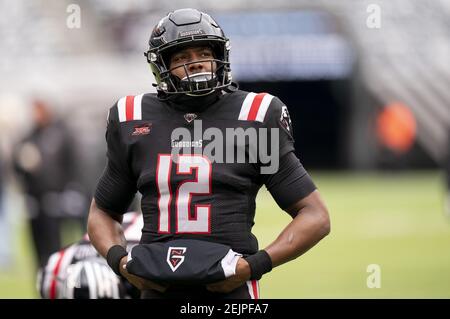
167, 247, 187, 272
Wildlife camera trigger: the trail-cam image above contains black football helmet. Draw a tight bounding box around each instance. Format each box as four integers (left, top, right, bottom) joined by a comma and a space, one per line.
145, 8, 232, 96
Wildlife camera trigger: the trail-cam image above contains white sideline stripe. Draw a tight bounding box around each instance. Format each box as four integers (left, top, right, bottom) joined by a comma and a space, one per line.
133, 94, 143, 120
117, 97, 127, 122
238, 92, 257, 120
255, 94, 274, 122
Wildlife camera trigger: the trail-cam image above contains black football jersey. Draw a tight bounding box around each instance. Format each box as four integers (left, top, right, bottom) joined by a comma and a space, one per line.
95, 90, 315, 255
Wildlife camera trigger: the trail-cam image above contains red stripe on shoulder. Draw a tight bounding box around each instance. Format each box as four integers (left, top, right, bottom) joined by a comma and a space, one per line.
125, 95, 135, 121
247, 93, 267, 121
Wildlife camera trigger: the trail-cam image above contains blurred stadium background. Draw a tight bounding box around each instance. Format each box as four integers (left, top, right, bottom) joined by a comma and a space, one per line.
0, 0, 449, 298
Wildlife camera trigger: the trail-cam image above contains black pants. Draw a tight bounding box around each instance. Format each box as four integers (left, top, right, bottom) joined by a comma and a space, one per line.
141, 280, 260, 299
29, 214, 61, 268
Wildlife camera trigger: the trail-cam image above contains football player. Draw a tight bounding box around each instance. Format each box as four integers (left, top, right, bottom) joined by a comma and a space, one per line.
87, 8, 330, 299
38, 212, 142, 299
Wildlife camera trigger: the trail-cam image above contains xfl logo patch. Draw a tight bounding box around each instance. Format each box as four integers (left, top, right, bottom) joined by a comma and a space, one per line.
132, 123, 152, 136
166, 247, 187, 272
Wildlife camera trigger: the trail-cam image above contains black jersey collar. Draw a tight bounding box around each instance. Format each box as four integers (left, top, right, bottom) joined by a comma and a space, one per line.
164, 90, 222, 113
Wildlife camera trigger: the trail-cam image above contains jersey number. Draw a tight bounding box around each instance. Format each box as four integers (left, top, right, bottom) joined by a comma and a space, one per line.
156, 154, 211, 234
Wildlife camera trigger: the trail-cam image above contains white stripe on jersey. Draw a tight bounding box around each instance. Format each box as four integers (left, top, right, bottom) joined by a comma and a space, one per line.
255, 94, 274, 122
117, 96, 127, 122
246, 280, 258, 299
133, 94, 144, 120
238, 92, 257, 121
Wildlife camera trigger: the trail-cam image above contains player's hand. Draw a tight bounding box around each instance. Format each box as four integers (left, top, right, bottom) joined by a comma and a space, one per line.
119, 256, 168, 293
206, 257, 251, 293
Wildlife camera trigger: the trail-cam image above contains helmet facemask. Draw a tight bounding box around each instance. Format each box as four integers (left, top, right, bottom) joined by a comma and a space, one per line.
167, 57, 229, 96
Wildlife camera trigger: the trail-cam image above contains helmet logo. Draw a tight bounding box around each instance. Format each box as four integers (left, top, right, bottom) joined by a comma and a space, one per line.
167, 247, 187, 272
184, 113, 198, 123
179, 29, 205, 37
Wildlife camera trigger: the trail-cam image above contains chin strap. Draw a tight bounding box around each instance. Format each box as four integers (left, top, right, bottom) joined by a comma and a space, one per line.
165, 90, 222, 112
222, 81, 239, 93
158, 81, 237, 100
186, 90, 216, 97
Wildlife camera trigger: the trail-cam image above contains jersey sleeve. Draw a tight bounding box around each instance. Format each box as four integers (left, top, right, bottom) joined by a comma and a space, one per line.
94, 103, 137, 215
263, 151, 317, 214
260, 95, 316, 213
263, 95, 296, 159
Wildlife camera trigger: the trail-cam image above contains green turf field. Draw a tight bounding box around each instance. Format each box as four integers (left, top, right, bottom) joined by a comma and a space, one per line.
1, 170, 449, 298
